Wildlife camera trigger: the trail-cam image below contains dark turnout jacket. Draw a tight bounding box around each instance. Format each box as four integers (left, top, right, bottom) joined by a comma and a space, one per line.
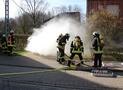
92, 36, 103, 54
57, 35, 68, 49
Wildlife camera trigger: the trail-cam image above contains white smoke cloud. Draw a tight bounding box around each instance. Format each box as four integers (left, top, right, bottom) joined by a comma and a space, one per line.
25, 16, 91, 57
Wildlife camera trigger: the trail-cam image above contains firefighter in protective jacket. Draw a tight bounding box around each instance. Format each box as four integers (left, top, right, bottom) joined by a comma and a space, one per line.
92, 32, 104, 67
7, 30, 15, 54
57, 33, 70, 64
69, 36, 84, 65
1, 34, 7, 52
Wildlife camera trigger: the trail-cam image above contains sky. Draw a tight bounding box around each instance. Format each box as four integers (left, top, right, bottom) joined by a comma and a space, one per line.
0, 0, 86, 19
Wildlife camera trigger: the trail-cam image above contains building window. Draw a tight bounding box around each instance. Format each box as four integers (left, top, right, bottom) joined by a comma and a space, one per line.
106, 5, 119, 16
98, 5, 104, 10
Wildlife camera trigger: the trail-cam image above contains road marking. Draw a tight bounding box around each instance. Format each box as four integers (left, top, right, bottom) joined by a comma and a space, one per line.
0, 67, 68, 76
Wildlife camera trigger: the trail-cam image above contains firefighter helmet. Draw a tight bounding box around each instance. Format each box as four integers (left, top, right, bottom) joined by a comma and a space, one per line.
2, 34, 6, 37
10, 30, 14, 33
65, 33, 70, 37
10, 30, 14, 35
92, 32, 99, 37
75, 36, 80, 39
65, 33, 70, 40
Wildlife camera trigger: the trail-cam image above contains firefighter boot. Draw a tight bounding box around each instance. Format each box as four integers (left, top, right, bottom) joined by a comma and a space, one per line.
81, 61, 84, 64
67, 60, 71, 67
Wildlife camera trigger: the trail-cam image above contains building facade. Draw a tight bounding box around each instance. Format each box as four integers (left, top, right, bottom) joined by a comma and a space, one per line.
87, 0, 123, 20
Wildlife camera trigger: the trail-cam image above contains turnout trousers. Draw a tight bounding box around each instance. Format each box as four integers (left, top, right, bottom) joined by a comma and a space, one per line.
93, 54, 102, 67
70, 53, 83, 64
58, 48, 65, 63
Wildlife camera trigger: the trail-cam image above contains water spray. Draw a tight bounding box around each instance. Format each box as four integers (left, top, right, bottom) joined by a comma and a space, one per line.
25, 16, 91, 58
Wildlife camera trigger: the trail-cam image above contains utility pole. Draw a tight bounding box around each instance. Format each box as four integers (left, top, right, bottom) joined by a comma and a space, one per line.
5, 0, 9, 36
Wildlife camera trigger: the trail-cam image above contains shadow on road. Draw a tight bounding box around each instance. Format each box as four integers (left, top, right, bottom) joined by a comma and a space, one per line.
0, 53, 120, 90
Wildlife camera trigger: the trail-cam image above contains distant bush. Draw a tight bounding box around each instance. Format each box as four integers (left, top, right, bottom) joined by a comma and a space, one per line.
15, 34, 29, 51
103, 48, 123, 61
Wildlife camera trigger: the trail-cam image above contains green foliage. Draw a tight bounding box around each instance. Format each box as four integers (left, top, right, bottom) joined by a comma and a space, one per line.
16, 50, 27, 56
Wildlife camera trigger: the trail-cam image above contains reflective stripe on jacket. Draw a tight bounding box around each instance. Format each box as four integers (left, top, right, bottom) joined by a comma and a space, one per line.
70, 39, 84, 54
93, 47, 103, 54
71, 47, 83, 53
57, 45, 65, 49
58, 56, 64, 59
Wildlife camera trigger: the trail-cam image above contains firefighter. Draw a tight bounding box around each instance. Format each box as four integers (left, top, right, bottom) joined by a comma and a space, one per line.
0, 33, 1, 52
1, 34, 7, 53
56, 33, 63, 43
56, 33, 70, 64
92, 32, 104, 67
7, 30, 15, 54
69, 36, 84, 66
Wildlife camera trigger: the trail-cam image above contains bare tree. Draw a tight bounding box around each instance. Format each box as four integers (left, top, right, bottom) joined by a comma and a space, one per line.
21, 0, 48, 28
16, 14, 32, 34
15, 11, 52, 34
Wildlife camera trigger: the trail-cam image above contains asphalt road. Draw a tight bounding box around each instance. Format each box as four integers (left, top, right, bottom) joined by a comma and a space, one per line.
0, 52, 123, 90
